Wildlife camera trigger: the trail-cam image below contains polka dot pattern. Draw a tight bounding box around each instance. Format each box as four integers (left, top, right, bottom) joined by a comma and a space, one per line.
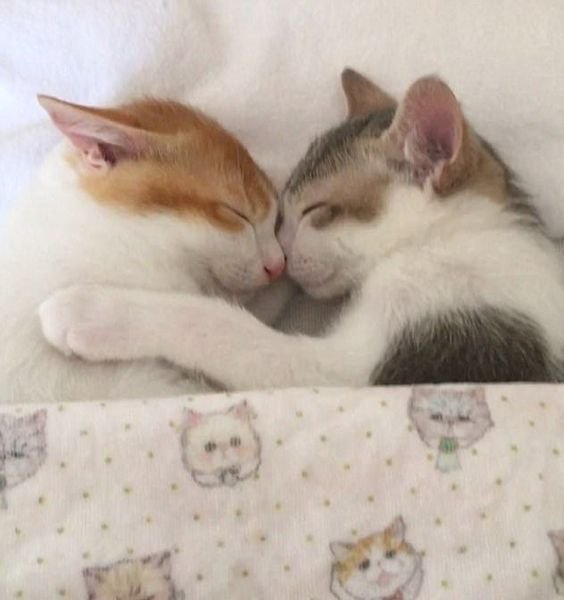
0, 385, 562, 599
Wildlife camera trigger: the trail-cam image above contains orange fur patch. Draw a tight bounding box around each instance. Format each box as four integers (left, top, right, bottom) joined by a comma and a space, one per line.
74, 99, 274, 230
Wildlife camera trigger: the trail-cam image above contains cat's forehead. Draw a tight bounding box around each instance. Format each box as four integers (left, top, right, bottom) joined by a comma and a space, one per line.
428, 393, 472, 411
190, 412, 254, 436
283, 109, 395, 200
77, 98, 275, 228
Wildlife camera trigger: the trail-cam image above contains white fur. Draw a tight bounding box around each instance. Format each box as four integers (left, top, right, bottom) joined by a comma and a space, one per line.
38, 179, 564, 390
0, 142, 286, 403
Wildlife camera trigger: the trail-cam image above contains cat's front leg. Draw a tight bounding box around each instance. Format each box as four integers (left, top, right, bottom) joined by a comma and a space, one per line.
38, 284, 166, 361
38, 284, 381, 389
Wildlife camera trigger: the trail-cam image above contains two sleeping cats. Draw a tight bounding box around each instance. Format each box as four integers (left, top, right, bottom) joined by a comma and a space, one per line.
2, 68, 564, 403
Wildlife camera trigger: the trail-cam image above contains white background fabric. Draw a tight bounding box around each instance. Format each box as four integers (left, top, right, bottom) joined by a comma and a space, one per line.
1, 1, 564, 232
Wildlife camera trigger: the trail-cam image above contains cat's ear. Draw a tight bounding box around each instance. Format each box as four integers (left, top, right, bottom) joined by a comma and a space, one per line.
38, 95, 149, 173
469, 387, 485, 402
229, 401, 256, 421
82, 567, 105, 592
386, 516, 406, 541
330, 542, 353, 561
143, 551, 172, 577
185, 409, 203, 428
31, 409, 47, 430
549, 531, 564, 555
382, 76, 477, 195
411, 387, 433, 402
341, 68, 397, 118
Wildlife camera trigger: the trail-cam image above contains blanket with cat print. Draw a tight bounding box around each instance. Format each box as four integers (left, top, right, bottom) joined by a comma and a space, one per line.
1, 384, 564, 599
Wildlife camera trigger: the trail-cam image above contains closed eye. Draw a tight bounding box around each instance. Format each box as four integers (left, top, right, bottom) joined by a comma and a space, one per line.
223, 205, 251, 224
301, 202, 328, 217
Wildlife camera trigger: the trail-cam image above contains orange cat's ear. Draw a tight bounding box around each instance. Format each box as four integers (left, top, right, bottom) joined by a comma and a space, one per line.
341, 68, 397, 119
330, 542, 353, 561
385, 516, 406, 540
38, 95, 149, 173
382, 76, 476, 195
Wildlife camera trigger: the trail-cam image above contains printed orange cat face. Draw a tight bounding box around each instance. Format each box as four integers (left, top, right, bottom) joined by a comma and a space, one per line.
330, 517, 423, 600
38, 95, 285, 295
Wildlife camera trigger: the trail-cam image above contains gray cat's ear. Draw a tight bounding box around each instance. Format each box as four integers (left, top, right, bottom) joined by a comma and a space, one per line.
341, 68, 397, 119
330, 542, 353, 561
386, 516, 406, 541
469, 387, 485, 402
82, 567, 105, 592
382, 76, 477, 195
143, 551, 172, 577
32, 409, 47, 429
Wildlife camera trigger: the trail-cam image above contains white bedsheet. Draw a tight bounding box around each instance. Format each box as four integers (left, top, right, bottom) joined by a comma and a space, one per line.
1, 1, 564, 232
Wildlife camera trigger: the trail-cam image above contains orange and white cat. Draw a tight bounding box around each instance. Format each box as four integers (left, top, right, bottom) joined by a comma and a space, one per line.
0, 95, 286, 403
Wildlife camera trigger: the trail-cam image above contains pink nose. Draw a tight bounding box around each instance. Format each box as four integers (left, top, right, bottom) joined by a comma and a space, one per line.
264, 258, 285, 281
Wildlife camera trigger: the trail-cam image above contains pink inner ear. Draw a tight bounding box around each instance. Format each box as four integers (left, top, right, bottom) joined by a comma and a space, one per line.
33, 409, 47, 429
231, 401, 250, 420
390, 77, 463, 175
37, 94, 147, 168
185, 410, 202, 427
416, 109, 456, 162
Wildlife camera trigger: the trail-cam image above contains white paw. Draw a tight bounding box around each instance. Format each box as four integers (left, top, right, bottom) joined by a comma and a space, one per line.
38, 284, 139, 361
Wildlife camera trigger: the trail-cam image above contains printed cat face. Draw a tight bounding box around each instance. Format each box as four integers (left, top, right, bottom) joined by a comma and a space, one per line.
278, 69, 514, 298
0, 410, 47, 492
38, 96, 285, 298
409, 387, 493, 449
181, 401, 261, 487
330, 517, 422, 600
83, 551, 182, 600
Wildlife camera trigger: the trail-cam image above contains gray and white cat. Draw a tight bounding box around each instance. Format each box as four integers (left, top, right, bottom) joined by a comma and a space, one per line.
330, 517, 423, 600
38, 69, 564, 387
83, 550, 185, 600
409, 387, 493, 472
0, 409, 47, 508
180, 401, 261, 487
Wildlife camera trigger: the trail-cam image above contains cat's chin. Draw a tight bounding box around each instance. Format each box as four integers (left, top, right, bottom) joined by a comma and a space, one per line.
206, 272, 266, 301
298, 273, 350, 300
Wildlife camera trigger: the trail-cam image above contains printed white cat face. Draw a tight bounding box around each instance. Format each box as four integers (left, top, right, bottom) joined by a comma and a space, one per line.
409, 387, 493, 449
330, 517, 423, 600
0, 410, 47, 509
279, 69, 512, 299
180, 401, 261, 487
83, 551, 184, 600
